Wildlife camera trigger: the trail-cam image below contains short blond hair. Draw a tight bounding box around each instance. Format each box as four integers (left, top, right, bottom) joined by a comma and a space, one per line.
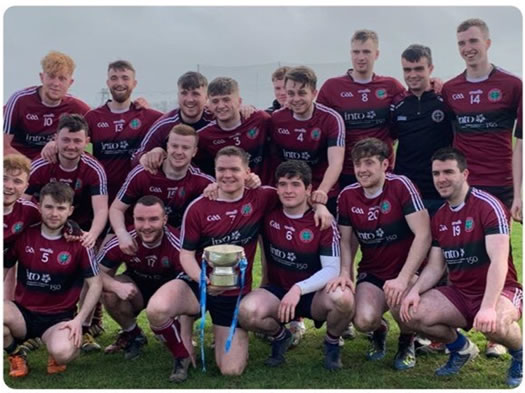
457, 18, 490, 39
351, 29, 379, 45
4, 154, 31, 176
41, 51, 75, 76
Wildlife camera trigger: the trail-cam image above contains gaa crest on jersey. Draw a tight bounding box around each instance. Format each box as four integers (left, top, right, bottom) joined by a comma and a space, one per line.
375, 89, 387, 100
299, 229, 314, 243
431, 110, 445, 123
74, 179, 83, 190
161, 256, 170, 268
241, 203, 253, 216
11, 221, 24, 234
465, 217, 475, 232
311, 128, 321, 140
247, 127, 259, 139
380, 200, 391, 214
57, 251, 72, 265
488, 88, 502, 102
130, 118, 142, 130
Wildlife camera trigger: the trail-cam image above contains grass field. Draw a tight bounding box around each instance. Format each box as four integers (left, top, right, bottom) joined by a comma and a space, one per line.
3, 223, 522, 389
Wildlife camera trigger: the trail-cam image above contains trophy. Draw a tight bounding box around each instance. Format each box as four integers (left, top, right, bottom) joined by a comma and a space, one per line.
203, 244, 245, 289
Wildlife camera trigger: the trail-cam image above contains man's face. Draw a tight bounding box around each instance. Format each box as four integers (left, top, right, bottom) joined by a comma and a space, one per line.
351, 39, 379, 75
215, 155, 250, 195
457, 26, 491, 67
4, 169, 29, 207
276, 175, 310, 210
285, 80, 317, 117
40, 194, 73, 231
133, 203, 167, 245
107, 68, 137, 103
354, 155, 388, 189
432, 159, 468, 201
39, 71, 74, 103
56, 128, 89, 161
207, 92, 242, 123
272, 78, 287, 107
177, 86, 207, 120
402, 57, 433, 94
165, 132, 197, 170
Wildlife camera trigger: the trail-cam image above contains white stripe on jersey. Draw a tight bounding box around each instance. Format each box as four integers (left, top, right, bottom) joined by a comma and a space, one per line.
18, 198, 39, 209
29, 158, 52, 176
495, 66, 522, 81
188, 165, 215, 182
4, 86, 38, 133
96, 230, 138, 263
135, 112, 180, 156
386, 173, 425, 211
179, 195, 206, 249
336, 182, 361, 220
81, 154, 108, 195
196, 120, 218, 134
472, 188, 509, 234
330, 220, 341, 257
116, 165, 146, 200
166, 229, 181, 251
87, 247, 100, 275
315, 103, 346, 147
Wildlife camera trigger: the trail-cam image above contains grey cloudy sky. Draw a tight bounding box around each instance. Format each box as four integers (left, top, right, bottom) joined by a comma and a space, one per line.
3, 5, 523, 109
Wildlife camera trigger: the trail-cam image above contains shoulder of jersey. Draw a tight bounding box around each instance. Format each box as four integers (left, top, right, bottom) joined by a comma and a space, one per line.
494, 66, 522, 83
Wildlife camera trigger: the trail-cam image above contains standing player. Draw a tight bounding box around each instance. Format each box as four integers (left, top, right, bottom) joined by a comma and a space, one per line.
98, 196, 185, 360
330, 138, 431, 370
317, 29, 405, 189
3, 51, 90, 159
110, 124, 214, 254
3, 182, 102, 378
239, 160, 353, 370
266, 66, 291, 113
399, 147, 522, 387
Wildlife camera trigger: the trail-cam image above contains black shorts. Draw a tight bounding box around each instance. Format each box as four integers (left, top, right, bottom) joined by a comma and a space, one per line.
15, 302, 75, 341
472, 185, 513, 210
356, 272, 385, 290
178, 273, 243, 328
125, 272, 166, 308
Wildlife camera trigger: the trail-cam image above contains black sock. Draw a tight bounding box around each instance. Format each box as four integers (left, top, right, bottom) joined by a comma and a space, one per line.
5, 340, 19, 355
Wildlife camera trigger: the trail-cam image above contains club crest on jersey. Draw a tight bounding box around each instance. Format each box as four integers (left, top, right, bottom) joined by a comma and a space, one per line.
299, 229, 314, 243
247, 128, 259, 139
311, 128, 321, 140
130, 118, 142, 130
11, 221, 24, 234
57, 251, 72, 265
74, 179, 83, 190
431, 110, 445, 123
178, 187, 186, 198
380, 200, 391, 214
465, 217, 475, 232
375, 89, 387, 100
161, 256, 170, 268
241, 203, 253, 216
488, 88, 502, 102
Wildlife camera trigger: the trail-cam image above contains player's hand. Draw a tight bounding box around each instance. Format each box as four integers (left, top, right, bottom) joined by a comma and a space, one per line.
239, 104, 256, 119
40, 140, 58, 163
510, 197, 522, 223
63, 220, 84, 242
278, 285, 301, 323
245, 173, 261, 189
312, 204, 334, 230
117, 232, 138, 256
383, 276, 409, 308
81, 231, 98, 249
430, 77, 444, 94
115, 281, 138, 301
203, 182, 219, 200
325, 275, 355, 294
473, 307, 498, 334
140, 147, 166, 174
59, 317, 83, 348
400, 288, 420, 323
133, 96, 150, 109
311, 189, 328, 205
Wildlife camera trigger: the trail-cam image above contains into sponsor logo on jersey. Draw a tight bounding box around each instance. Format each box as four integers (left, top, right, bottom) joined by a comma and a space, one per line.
488, 88, 502, 102
431, 110, 445, 123
57, 251, 72, 265
299, 229, 314, 243
465, 217, 475, 232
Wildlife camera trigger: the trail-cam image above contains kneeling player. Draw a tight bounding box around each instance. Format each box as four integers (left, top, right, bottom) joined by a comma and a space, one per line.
97, 196, 186, 360
239, 161, 354, 369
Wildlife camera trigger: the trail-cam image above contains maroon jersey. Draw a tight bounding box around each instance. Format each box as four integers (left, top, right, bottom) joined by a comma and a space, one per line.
117, 164, 214, 228
337, 173, 425, 281
85, 102, 163, 202
27, 154, 108, 230
269, 103, 345, 197
97, 225, 182, 284
181, 186, 279, 296
3, 86, 90, 160
431, 188, 520, 297
5, 225, 98, 314
442, 67, 522, 187
195, 110, 271, 176
4, 199, 41, 255
263, 208, 340, 291
317, 72, 405, 175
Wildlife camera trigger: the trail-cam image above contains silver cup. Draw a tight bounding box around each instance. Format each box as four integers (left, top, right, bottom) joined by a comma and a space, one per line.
203, 244, 245, 288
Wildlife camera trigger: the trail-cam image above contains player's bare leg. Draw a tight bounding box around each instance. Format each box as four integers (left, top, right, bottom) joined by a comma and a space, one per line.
41, 322, 80, 374
4, 301, 29, 378
213, 324, 249, 376
239, 289, 281, 334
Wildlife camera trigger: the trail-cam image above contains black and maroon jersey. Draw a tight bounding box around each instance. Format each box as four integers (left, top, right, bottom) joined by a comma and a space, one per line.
263, 208, 340, 291
5, 225, 98, 314
27, 154, 108, 230
85, 102, 163, 202
116, 165, 213, 228
268, 103, 345, 197
431, 187, 520, 297
3, 86, 90, 160
195, 110, 271, 176
442, 67, 522, 187
131, 108, 213, 166
317, 71, 405, 176
4, 199, 40, 255
181, 186, 279, 296
97, 225, 182, 285
337, 173, 425, 281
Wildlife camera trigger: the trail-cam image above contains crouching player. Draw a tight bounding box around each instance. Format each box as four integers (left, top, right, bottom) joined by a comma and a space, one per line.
4, 182, 102, 377
239, 160, 354, 369
97, 196, 188, 361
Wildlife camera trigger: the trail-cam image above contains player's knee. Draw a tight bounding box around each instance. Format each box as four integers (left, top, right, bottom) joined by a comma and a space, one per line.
48, 341, 78, 364
330, 289, 354, 314
145, 299, 170, 325
353, 312, 379, 332
102, 291, 119, 309
238, 299, 259, 328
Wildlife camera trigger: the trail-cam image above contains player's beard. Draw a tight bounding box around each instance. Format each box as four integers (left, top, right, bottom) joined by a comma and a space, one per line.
139, 228, 163, 246
110, 87, 132, 103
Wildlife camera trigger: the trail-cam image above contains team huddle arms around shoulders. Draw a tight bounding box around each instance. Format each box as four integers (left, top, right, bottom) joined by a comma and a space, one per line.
2, 17, 523, 388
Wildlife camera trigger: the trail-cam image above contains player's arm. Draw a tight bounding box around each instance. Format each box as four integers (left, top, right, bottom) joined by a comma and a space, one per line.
109, 198, 137, 255
326, 224, 354, 293
179, 249, 203, 283
258, 235, 269, 286
83, 194, 108, 248
310, 202, 334, 230
511, 138, 522, 222
139, 147, 166, 174
312, 146, 344, 205
3, 134, 23, 156
384, 209, 431, 307
40, 139, 58, 163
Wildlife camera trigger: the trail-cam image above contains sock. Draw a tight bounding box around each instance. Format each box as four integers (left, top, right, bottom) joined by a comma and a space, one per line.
325, 332, 340, 346
4, 340, 19, 355
445, 331, 467, 352
509, 347, 523, 360
151, 319, 189, 359
273, 326, 286, 341
375, 319, 388, 333
399, 333, 415, 345
123, 323, 141, 337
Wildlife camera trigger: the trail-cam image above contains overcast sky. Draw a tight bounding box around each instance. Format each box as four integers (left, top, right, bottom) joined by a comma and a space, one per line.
3, 5, 523, 110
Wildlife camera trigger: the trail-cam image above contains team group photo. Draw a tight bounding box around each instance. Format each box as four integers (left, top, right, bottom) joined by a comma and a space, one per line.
2, 5, 523, 390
